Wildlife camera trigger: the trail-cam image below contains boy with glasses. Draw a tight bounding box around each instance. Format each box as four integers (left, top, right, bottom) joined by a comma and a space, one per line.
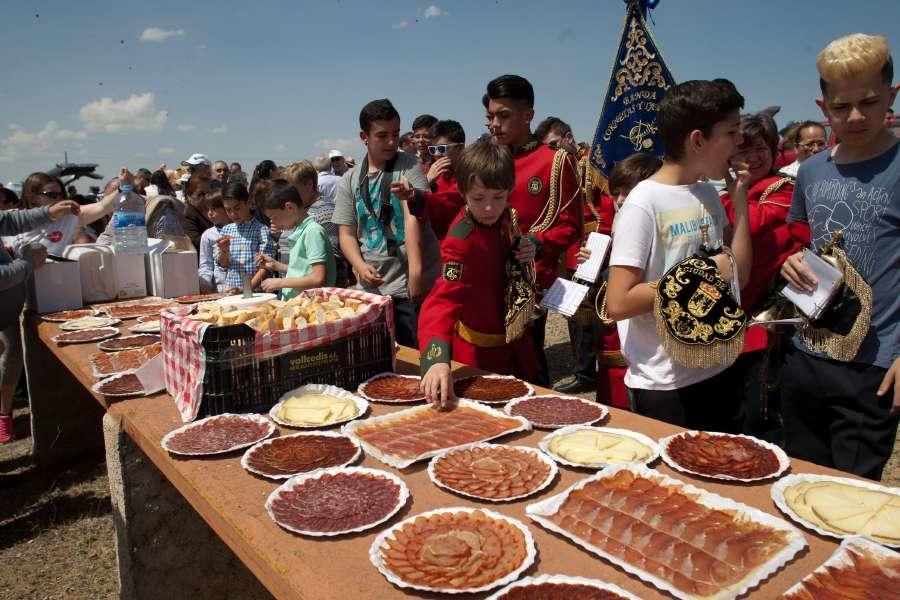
417, 120, 466, 241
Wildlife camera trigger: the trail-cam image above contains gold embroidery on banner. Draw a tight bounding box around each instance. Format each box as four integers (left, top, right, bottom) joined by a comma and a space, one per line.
610, 16, 671, 102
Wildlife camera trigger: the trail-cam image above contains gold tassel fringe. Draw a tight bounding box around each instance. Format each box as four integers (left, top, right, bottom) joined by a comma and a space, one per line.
654, 292, 745, 368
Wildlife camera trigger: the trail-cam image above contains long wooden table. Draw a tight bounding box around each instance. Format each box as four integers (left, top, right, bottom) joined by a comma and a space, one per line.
31, 316, 869, 599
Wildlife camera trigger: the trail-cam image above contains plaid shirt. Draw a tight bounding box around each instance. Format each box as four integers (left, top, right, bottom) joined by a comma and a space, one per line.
221, 218, 274, 290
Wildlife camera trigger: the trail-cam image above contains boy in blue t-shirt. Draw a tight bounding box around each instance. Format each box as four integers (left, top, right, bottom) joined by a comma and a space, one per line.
780, 33, 899, 480
257, 179, 335, 300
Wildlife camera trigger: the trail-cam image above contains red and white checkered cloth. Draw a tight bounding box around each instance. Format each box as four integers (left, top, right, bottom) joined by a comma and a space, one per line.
161, 288, 395, 422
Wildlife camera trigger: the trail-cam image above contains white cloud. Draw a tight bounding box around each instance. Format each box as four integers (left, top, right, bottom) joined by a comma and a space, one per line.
392, 20, 409, 29
0, 121, 87, 161
79, 92, 168, 134
314, 137, 358, 155
176, 124, 196, 132
158, 147, 176, 156
423, 5, 447, 18
140, 27, 185, 43
273, 144, 287, 152
210, 125, 227, 134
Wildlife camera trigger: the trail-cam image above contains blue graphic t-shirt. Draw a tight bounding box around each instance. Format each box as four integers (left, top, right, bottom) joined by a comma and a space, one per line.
788, 142, 900, 368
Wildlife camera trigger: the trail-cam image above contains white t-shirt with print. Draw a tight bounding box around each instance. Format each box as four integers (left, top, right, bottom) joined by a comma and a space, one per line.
7, 213, 82, 256
609, 179, 729, 391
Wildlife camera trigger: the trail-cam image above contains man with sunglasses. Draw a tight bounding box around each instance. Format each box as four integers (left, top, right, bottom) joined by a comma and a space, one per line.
483, 75, 582, 386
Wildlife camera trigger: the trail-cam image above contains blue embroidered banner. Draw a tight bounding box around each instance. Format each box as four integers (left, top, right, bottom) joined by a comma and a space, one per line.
589, 1, 675, 176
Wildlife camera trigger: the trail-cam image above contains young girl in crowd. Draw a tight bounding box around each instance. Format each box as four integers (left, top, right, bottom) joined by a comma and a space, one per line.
217, 181, 274, 293
256, 178, 335, 299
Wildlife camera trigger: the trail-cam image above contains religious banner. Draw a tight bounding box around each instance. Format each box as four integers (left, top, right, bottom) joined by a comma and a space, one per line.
589, 0, 675, 176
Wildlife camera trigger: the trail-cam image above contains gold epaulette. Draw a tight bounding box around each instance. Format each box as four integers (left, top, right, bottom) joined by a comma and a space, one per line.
758, 176, 793, 205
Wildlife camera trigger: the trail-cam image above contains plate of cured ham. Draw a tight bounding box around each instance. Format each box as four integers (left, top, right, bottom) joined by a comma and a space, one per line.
526, 464, 807, 600
486, 574, 641, 600
162, 413, 276, 456
357, 373, 425, 404
343, 399, 530, 469
427, 444, 557, 502
97, 334, 161, 352
659, 430, 789, 482
505, 395, 608, 429
41, 308, 96, 322
453, 374, 534, 405
59, 316, 120, 331
772, 473, 900, 547
91, 371, 165, 398
266, 466, 408, 537
539, 426, 659, 469
370, 507, 536, 594
780, 537, 900, 599
52, 327, 120, 345
89, 343, 162, 379
241, 431, 362, 480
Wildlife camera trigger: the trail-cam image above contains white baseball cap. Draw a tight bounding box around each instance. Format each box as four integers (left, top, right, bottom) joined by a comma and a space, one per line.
181, 153, 211, 167
328, 149, 344, 159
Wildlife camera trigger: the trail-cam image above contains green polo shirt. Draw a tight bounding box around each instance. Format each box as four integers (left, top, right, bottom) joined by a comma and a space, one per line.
281, 216, 336, 300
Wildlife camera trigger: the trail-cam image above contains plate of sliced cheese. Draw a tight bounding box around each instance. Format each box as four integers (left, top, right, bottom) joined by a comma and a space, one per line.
539, 426, 659, 469
772, 473, 900, 547
269, 384, 369, 429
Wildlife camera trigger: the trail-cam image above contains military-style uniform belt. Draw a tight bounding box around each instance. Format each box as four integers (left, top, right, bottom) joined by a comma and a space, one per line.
456, 322, 507, 348
597, 350, 627, 368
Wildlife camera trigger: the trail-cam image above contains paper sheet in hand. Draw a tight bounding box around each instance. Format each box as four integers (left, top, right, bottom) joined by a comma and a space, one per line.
779, 251, 843, 320
573, 232, 611, 283
541, 278, 589, 318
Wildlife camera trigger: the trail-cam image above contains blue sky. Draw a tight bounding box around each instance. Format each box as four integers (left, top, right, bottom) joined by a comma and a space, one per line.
2, 0, 898, 189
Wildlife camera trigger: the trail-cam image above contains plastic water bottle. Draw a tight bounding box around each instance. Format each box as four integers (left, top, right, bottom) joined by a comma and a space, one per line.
112, 184, 148, 255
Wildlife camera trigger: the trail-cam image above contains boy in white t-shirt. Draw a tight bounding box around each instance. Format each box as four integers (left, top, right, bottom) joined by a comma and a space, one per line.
606, 79, 752, 432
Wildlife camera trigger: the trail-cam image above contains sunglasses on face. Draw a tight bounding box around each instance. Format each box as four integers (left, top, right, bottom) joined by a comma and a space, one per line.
39, 190, 66, 199
427, 143, 463, 156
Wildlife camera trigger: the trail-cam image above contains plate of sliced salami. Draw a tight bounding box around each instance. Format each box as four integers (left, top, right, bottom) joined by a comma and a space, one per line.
505, 395, 608, 429
266, 466, 409, 536
453, 374, 534, 405
41, 309, 96, 322
241, 431, 362, 480
52, 327, 120, 345
91, 371, 165, 398
659, 431, 789, 482
357, 373, 425, 403
487, 574, 641, 600
162, 413, 276, 456
90, 343, 162, 379
98, 334, 160, 352
99, 299, 174, 319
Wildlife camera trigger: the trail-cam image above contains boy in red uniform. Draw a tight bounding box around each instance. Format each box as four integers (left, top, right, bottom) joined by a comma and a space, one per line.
418, 141, 539, 409
483, 75, 582, 385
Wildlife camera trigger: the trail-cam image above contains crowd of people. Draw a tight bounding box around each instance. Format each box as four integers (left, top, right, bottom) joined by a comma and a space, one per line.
1, 32, 897, 483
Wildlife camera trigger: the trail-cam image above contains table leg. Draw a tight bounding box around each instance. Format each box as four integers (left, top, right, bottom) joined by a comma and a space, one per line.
103, 413, 273, 600
21, 317, 104, 464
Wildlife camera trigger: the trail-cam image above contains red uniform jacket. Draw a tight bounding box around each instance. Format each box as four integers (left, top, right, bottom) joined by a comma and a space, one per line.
721, 175, 811, 352
418, 209, 539, 381
508, 140, 582, 292
422, 172, 464, 241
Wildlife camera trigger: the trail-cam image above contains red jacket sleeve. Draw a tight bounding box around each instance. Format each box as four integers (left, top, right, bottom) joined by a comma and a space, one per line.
418, 236, 468, 374
421, 189, 465, 240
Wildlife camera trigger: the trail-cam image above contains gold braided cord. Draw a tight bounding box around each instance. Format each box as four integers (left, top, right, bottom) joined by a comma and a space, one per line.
799, 246, 872, 362
758, 176, 793, 206
529, 148, 580, 234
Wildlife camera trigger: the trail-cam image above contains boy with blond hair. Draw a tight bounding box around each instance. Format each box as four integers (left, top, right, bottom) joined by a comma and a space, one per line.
780, 33, 899, 479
